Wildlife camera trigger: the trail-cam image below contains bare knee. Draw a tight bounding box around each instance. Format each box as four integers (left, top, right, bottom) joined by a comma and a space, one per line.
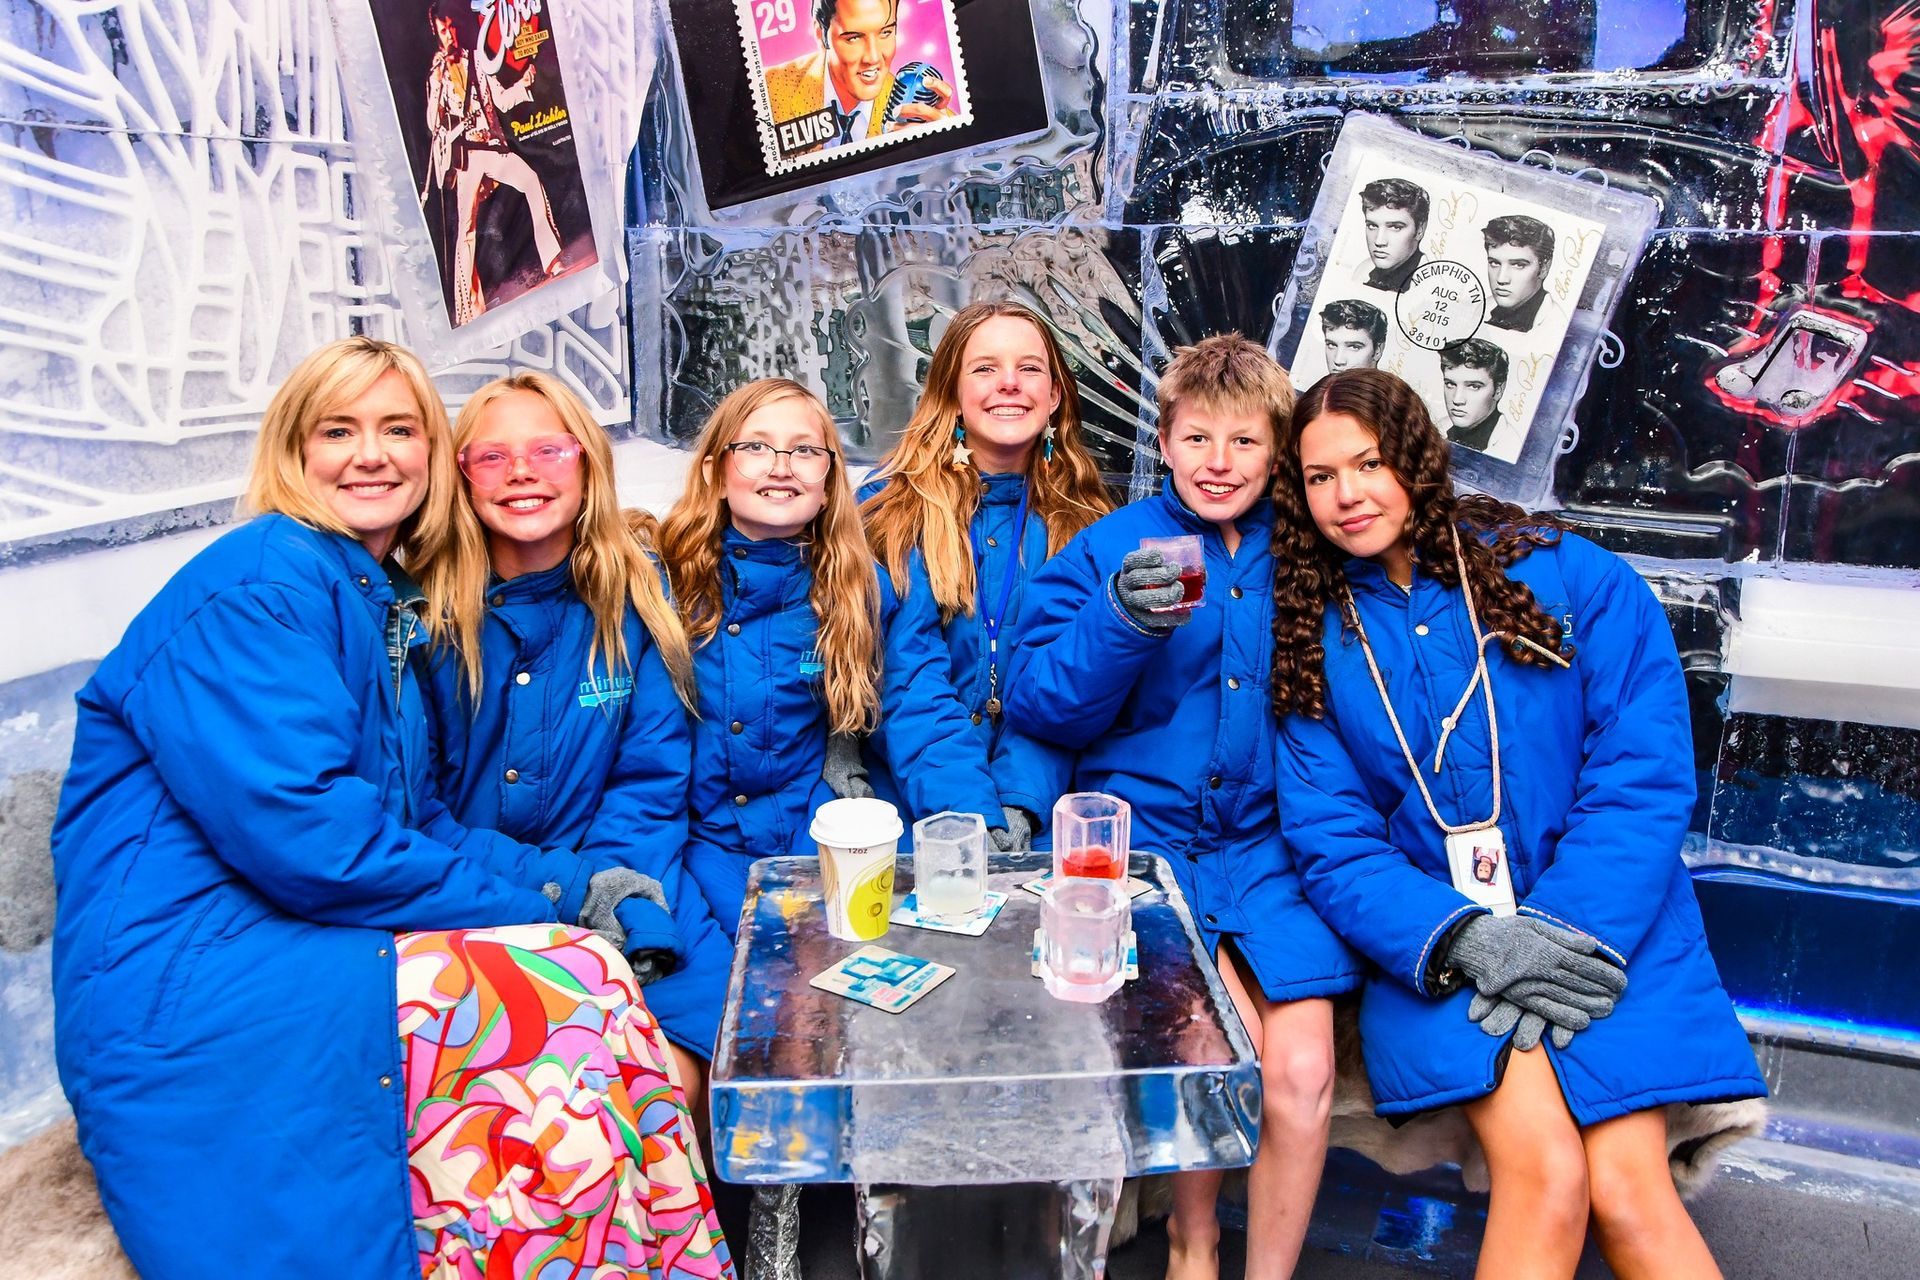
1262, 1037, 1336, 1133
1491, 1129, 1591, 1237
1587, 1148, 1685, 1247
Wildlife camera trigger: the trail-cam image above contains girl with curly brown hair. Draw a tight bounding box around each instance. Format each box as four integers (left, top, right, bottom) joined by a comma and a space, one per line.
1271, 369, 1762, 1279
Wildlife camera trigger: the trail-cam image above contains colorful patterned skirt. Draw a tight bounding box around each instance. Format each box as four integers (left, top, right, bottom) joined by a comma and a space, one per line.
396, 925, 734, 1279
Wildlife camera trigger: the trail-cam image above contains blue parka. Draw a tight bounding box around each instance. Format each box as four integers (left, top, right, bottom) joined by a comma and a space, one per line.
420, 562, 734, 1056
1275, 532, 1766, 1124
683, 527, 836, 936
858, 471, 1074, 827
50, 516, 580, 1280
1004, 484, 1364, 1002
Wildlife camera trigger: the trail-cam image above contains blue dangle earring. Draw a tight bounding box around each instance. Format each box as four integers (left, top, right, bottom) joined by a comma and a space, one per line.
949, 420, 972, 469
1042, 419, 1057, 463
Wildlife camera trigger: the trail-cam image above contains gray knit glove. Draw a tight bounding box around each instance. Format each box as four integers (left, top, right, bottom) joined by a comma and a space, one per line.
823, 732, 875, 799
576, 867, 678, 985
1113, 549, 1189, 631
1446, 916, 1625, 1048
989, 807, 1034, 852
1470, 997, 1562, 1051
1444, 915, 1626, 1002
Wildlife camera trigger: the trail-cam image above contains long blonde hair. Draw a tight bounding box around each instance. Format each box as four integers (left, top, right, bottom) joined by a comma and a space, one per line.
242, 336, 456, 566
656, 378, 880, 735
417, 371, 696, 710
861, 300, 1113, 621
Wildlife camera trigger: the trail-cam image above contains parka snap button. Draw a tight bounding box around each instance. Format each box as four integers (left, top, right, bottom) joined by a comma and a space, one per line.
490, 594, 504, 607
1415, 624, 1430, 636
733, 547, 748, 559
379, 1075, 392, 1088
727, 623, 741, 636
505, 769, 520, 783
1227, 678, 1240, 691
515, 672, 531, 685
1204, 914, 1218, 926
1208, 776, 1222, 789
357, 575, 370, 587
1230, 586, 1243, 599
377, 946, 389, 957
734, 794, 749, 806
986, 536, 998, 547
730, 721, 744, 734
971, 713, 983, 725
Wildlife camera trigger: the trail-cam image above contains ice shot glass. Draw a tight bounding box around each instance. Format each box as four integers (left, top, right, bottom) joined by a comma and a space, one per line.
1052, 792, 1130, 882
1138, 534, 1205, 612
1039, 877, 1129, 1004
912, 810, 988, 922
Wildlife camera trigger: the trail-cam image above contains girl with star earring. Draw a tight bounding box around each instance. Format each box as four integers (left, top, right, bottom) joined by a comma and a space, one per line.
849, 299, 1114, 846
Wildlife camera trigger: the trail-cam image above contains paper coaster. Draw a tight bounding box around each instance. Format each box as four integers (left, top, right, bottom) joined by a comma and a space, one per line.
891, 889, 1008, 936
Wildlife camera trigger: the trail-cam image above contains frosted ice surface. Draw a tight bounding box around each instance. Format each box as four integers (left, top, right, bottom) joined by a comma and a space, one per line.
711, 853, 1260, 1186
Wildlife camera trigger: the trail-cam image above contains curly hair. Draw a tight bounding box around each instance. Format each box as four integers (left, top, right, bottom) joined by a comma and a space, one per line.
1270, 369, 1571, 720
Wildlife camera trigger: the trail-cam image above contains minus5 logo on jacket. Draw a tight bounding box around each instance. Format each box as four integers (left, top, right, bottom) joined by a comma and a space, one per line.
577, 674, 635, 708
798, 648, 825, 677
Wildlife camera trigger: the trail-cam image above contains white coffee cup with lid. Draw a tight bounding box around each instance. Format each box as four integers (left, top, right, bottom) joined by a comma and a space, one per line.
810, 797, 904, 941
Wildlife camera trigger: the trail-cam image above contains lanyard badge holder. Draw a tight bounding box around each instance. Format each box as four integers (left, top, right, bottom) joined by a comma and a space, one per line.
977, 486, 1031, 721
1341, 531, 1570, 916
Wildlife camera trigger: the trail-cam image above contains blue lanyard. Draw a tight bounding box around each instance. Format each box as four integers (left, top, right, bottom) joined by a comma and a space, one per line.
975, 484, 1031, 719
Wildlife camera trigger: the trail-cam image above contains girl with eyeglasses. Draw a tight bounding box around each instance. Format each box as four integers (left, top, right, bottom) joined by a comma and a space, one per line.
854, 300, 1113, 844
652, 378, 881, 935
51, 340, 731, 1279
416, 372, 737, 1157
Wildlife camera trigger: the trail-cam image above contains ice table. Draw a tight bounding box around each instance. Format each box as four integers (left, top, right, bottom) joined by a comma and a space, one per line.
710, 851, 1261, 1279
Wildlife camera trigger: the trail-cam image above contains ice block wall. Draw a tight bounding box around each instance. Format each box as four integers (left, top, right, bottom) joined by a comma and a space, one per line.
3, 0, 1919, 1158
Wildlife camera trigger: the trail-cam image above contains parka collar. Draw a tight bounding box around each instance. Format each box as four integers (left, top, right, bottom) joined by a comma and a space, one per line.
1155, 478, 1275, 542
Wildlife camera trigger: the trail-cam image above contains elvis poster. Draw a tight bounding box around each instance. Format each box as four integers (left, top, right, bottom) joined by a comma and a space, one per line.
366, 0, 601, 329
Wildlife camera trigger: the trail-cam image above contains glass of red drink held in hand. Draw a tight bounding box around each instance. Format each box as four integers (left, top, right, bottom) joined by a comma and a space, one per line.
1053, 792, 1131, 883
1138, 535, 1205, 611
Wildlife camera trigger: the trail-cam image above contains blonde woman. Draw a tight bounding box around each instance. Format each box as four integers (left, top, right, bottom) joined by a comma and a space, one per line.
50, 339, 732, 1279
416, 371, 735, 1123
855, 300, 1113, 843
654, 378, 881, 935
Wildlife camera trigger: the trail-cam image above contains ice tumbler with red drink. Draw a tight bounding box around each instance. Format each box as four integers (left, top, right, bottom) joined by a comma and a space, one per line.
1053, 792, 1131, 882
1138, 535, 1205, 612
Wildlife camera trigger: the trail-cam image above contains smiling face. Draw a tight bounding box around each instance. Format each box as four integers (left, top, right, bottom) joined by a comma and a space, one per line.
301, 369, 431, 562
825, 0, 898, 108
1324, 325, 1381, 373
461, 389, 584, 579
1364, 205, 1422, 271
1442, 364, 1499, 430
1160, 403, 1275, 539
721, 394, 832, 541
1486, 243, 1545, 309
1298, 410, 1415, 585
955, 315, 1063, 474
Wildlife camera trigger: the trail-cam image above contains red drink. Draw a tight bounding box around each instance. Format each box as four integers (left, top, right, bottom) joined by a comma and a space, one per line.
1174, 567, 1205, 607
1061, 845, 1123, 879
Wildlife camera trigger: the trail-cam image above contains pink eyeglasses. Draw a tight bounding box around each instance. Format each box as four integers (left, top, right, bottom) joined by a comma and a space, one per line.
457, 435, 582, 485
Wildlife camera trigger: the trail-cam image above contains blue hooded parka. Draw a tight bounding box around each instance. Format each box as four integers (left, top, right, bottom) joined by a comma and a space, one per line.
683, 528, 836, 936
420, 561, 734, 1056
1275, 531, 1766, 1123
859, 471, 1074, 827
1004, 484, 1364, 1002
50, 516, 578, 1280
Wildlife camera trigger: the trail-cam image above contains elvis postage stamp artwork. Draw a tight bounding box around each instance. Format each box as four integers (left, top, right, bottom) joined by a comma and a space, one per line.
734, 0, 974, 175
1287, 149, 1605, 465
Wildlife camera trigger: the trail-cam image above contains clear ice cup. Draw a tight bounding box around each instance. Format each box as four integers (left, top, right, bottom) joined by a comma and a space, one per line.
1039, 878, 1129, 1004
1052, 792, 1130, 882
913, 811, 988, 922
1139, 534, 1205, 612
